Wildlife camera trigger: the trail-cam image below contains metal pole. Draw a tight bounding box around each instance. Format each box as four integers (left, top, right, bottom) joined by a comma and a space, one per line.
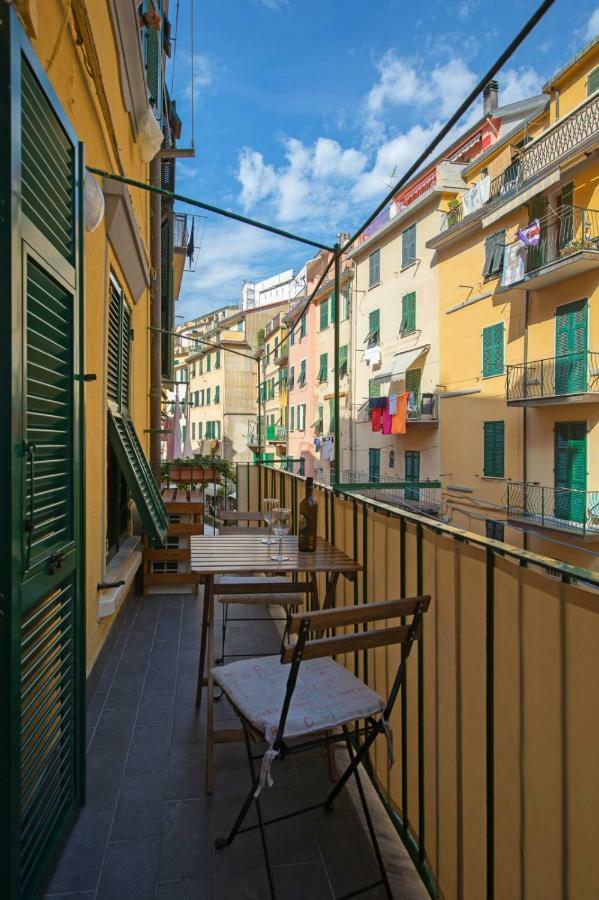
333, 244, 341, 485
149, 155, 162, 483
257, 356, 263, 464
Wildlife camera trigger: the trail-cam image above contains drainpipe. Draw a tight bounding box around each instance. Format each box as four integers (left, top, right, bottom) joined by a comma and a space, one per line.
333, 244, 341, 485
522, 289, 529, 551
150, 155, 162, 483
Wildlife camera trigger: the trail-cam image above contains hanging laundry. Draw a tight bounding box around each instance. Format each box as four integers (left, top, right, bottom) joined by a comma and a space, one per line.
388, 393, 398, 416
314, 437, 322, 451
502, 240, 526, 287
407, 392, 416, 412
371, 407, 383, 432
382, 402, 393, 436
362, 345, 382, 366
389, 449, 395, 469
421, 393, 434, 416
368, 397, 379, 410
462, 175, 490, 216
391, 392, 409, 435
516, 219, 541, 246
322, 437, 333, 461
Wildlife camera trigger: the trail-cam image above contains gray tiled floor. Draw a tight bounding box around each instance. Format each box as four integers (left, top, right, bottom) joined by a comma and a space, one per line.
45, 591, 428, 899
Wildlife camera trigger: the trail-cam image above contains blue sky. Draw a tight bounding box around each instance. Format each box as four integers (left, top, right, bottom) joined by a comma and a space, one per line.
167, 0, 599, 320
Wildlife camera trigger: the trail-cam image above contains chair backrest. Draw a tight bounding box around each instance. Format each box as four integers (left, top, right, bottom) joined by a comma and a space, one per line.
281, 595, 431, 663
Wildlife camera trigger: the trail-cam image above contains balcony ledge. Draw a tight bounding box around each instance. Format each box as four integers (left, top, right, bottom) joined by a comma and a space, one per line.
507, 515, 599, 542
98, 536, 142, 619
497, 249, 599, 294
507, 390, 599, 407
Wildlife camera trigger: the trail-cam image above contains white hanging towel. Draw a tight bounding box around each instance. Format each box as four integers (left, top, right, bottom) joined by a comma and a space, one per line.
362, 345, 382, 366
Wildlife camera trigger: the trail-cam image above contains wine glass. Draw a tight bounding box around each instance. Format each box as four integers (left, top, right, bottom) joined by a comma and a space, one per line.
261, 498, 278, 544
270, 508, 291, 563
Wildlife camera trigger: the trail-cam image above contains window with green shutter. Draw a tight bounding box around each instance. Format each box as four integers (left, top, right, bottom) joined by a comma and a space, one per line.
198, 422, 203, 439
206, 353, 212, 372
192, 422, 196, 440
588, 66, 599, 95
482, 322, 504, 376
555, 421, 587, 523
314, 404, 324, 434
299, 359, 307, 385
369, 249, 380, 287
483, 421, 505, 478
215, 349, 221, 368
161, 213, 174, 379
329, 398, 336, 432
339, 344, 348, 377
290, 327, 295, 346
143, 1, 163, 113
206, 387, 211, 405
401, 292, 416, 334
320, 297, 329, 331
214, 385, 220, 404
405, 367, 421, 395
300, 314, 307, 339
483, 230, 505, 278
318, 353, 328, 382
330, 291, 336, 323
107, 274, 131, 411
343, 282, 351, 319
369, 378, 381, 398
402, 224, 417, 266
368, 448, 381, 481
290, 406, 295, 431
366, 308, 380, 346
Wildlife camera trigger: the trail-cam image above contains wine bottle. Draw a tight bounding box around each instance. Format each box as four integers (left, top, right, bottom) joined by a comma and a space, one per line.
298, 476, 318, 551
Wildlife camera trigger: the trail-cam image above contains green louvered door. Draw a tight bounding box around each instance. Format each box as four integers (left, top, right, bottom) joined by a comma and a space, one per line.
405, 451, 420, 501
554, 422, 587, 525
1, 15, 84, 899
555, 299, 588, 395
161, 214, 174, 380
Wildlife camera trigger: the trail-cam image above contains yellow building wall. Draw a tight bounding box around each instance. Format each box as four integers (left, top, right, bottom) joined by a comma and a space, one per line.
24, 0, 152, 672
548, 40, 599, 124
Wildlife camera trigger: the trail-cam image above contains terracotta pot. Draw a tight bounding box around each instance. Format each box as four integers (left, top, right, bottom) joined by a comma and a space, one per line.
168, 465, 221, 483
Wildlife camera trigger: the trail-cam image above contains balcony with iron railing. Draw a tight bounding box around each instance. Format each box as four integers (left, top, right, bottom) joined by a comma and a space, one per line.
173, 212, 189, 250
438, 91, 599, 236
266, 423, 287, 443
506, 350, 599, 405
340, 469, 442, 516
506, 481, 599, 535
407, 392, 439, 423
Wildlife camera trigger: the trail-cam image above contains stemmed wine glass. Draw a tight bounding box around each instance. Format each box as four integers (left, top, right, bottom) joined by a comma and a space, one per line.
261, 498, 278, 544
270, 508, 291, 563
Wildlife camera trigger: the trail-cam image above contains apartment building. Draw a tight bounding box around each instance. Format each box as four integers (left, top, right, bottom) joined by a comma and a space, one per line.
260, 310, 290, 460
347, 84, 547, 512
187, 303, 287, 462
284, 297, 314, 473
242, 266, 306, 310
428, 37, 599, 569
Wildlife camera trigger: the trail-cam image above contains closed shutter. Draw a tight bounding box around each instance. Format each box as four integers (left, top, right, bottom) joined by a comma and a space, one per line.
329, 398, 336, 432
482, 323, 504, 377
483, 421, 505, 477
368, 449, 380, 481
401, 293, 416, 333
21, 60, 74, 262
367, 308, 380, 344
555, 422, 587, 523
588, 67, 599, 95
161, 215, 174, 379
405, 450, 420, 500
290, 406, 295, 431
343, 283, 351, 319
369, 378, 380, 398
121, 302, 131, 411
330, 291, 336, 323
402, 224, 416, 266
320, 298, 329, 331
555, 299, 588, 394
299, 359, 306, 385
108, 409, 168, 547
483, 230, 505, 277
144, 5, 162, 113
369, 250, 380, 286
318, 353, 328, 381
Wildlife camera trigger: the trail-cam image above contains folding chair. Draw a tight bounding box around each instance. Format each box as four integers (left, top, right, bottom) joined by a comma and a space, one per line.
213, 594, 430, 899
214, 575, 314, 664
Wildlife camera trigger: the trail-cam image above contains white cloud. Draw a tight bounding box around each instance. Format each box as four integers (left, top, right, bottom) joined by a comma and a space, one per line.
499, 66, 544, 105
238, 149, 278, 208
586, 6, 599, 40
257, 0, 289, 9
351, 124, 439, 202
184, 54, 214, 99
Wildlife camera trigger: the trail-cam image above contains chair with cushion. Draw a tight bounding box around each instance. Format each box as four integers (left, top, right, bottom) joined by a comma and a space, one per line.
213, 594, 431, 899
214, 574, 314, 664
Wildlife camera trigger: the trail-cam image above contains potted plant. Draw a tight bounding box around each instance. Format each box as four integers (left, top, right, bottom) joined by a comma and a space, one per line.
163, 456, 228, 485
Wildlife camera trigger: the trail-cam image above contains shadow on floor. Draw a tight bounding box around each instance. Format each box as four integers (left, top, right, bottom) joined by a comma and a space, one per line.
45, 591, 429, 899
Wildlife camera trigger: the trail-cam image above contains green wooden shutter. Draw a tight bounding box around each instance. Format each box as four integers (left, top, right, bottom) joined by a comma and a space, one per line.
555, 299, 588, 394
482, 323, 504, 377
368, 308, 380, 344
290, 406, 295, 431
330, 291, 336, 323
483, 421, 505, 477
369, 250, 380, 286
21, 59, 75, 262
483, 230, 505, 277
368, 449, 380, 481
320, 298, 329, 331
318, 353, 328, 381
405, 450, 420, 500
401, 293, 416, 333
108, 409, 168, 547
369, 378, 380, 398
215, 349, 221, 368
329, 398, 336, 432
588, 67, 599, 95
144, 6, 162, 113
555, 422, 587, 523
405, 367, 422, 394
107, 280, 121, 404
402, 224, 416, 266
343, 283, 351, 319
121, 302, 131, 411
339, 344, 348, 375
214, 385, 220, 404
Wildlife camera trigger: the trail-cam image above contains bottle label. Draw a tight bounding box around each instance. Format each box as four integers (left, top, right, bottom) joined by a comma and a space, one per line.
298, 514, 307, 531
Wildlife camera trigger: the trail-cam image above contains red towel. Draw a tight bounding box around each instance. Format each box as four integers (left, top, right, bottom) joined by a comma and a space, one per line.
371, 407, 382, 431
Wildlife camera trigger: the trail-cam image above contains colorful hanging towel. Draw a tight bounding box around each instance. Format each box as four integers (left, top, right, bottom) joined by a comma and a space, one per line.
371, 407, 383, 432
407, 392, 416, 412
516, 218, 541, 246
382, 402, 393, 435
368, 397, 379, 410
388, 393, 398, 415
391, 392, 409, 435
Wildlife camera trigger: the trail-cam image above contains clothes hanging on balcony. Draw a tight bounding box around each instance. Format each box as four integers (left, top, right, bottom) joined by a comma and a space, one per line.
388, 393, 398, 415
322, 436, 334, 461
407, 392, 416, 412
382, 402, 393, 435
391, 392, 409, 434
369, 397, 386, 410
371, 407, 382, 431
421, 393, 434, 416
501, 239, 526, 287
362, 345, 382, 366
516, 218, 541, 246
462, 175, 490, 216
487, 145, 514, 182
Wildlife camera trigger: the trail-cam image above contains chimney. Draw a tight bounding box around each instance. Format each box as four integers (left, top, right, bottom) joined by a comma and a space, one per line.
483, 80, 499, 115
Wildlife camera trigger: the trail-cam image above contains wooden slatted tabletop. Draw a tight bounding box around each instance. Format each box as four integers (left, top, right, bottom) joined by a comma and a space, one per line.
190, 534, 361, 576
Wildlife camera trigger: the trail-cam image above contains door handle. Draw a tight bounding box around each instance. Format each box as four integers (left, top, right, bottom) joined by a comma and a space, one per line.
48, 552, 66, 575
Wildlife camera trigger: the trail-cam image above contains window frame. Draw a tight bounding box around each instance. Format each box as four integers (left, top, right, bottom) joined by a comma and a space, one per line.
368, 249, 381, 288
483, 229, 505, 279
483, 420, 505, 478
482, 322, 505, 378
401, 223, 417, 268
317, 352, 328, 383
400, 292, 416, 335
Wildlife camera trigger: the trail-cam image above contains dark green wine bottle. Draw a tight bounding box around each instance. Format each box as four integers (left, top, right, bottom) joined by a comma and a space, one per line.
298, 476, 317, 551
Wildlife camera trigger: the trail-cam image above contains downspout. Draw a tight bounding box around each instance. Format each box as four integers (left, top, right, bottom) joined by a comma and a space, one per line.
150, 154, 162, 482
522, 289, 529, 551
333, 245, 341, 485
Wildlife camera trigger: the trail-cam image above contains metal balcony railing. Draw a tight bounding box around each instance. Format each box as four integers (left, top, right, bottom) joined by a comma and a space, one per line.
524, 204, 599, 274
341, 470, 442, 515
265, 423, 287, 442
173, 213, 189, 249
506, 481, 599, 535
506, 350, 599, 401
440, 93, 599, 233
407, 392, 439, 422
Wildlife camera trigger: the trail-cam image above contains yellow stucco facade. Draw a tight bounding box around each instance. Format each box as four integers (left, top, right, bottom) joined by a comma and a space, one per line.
432, 38, 599, 570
